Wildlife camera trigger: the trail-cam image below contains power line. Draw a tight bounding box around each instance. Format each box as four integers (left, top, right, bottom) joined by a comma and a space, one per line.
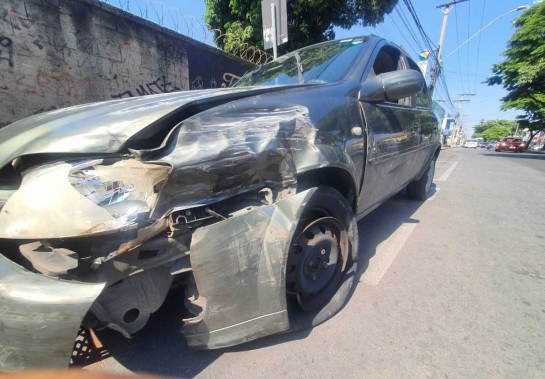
454, 6, 466, 93
402, 0, 438, 52
393, 5, 426, 51
389, 8, 421, 57
466, 0, 471, 92
474, 0, 486, 92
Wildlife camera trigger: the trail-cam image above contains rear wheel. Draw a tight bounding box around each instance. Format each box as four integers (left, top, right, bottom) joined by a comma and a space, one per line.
286, 186, 358, 330
407, 157, 436, 200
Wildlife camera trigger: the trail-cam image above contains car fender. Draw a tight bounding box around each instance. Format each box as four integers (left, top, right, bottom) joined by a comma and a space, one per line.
149, 93, 362, 218
412, 144, 441, 182
182, 188, 317, 348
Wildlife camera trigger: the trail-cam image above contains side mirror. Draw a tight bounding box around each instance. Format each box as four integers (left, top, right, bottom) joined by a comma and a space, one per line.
359, 70, 425, 103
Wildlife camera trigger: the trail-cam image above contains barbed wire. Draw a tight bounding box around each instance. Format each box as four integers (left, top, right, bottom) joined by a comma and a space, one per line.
100, 0, 272, 65
211, 29, 273, 65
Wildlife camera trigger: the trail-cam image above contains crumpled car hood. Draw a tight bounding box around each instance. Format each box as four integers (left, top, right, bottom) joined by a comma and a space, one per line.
0, 86, 291, 170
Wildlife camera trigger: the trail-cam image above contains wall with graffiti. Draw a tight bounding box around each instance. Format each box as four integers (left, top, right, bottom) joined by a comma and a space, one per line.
0, 0, 254, 127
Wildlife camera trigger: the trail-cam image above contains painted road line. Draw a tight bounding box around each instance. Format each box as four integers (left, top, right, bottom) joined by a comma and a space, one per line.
436, 161, 459, 182
360, 222, 418, 286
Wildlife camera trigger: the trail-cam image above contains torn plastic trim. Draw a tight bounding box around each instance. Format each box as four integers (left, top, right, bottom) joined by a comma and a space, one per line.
183, 188, 316, 349
0, 253, 105, 370
0, 158, 171, 239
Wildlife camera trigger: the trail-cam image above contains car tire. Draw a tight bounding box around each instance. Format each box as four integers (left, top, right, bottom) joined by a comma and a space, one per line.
286, 186, 359, 331
407, 157, 436, 201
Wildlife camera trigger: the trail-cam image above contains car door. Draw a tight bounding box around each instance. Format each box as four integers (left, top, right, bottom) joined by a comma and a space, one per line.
406, 56, 439, 173
357, 44, 421, 215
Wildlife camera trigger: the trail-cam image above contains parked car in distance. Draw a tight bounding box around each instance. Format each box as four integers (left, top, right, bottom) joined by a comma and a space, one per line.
478, 141, 488, 148
495, 136, 525, 152
486, 140, 499, 150
529, 141, 544, 151
0, 36, 440, 370
464, 139, 478, 148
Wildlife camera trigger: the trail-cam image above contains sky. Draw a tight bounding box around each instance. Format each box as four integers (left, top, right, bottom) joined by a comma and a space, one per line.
103, 0, 537, 132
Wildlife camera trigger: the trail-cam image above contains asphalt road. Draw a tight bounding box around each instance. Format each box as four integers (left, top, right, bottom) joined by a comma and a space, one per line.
86, 148, 545, 378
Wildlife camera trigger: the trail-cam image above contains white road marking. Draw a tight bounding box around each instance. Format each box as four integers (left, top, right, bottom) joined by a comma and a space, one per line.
428, 186, 440, 201
436, 161, 459, 182
360, 222, 417, 286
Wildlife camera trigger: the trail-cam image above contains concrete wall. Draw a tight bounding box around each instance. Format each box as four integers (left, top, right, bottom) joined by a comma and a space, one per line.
0, 0, 254, 127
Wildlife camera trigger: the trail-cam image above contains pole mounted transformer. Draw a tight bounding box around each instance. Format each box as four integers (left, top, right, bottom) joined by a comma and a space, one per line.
261, 0, 288, 59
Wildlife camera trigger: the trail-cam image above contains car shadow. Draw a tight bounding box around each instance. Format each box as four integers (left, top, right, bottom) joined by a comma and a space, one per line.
79, 190, 429, 377
355, 189, 424, 280
481, 151, 545, 161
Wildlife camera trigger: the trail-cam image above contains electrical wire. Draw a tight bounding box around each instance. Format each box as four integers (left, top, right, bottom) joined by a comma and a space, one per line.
474, 0, 486, 93
466, 0, 471, 93
454, 7, 466, 93
393, 6, 425, 55
402, 0, 438, 52
401, 0, 457, 103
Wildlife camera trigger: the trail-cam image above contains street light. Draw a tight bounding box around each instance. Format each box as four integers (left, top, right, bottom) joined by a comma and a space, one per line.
443, 5, 530, 61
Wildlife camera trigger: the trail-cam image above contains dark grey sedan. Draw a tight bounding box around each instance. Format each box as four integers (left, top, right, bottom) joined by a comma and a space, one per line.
0, 36, 440, 370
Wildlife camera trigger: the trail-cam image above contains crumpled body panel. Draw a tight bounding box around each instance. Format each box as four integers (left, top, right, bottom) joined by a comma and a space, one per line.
0, 86, 291, 170
0, 254, 105, 370
184, 189, 316, 348
150, 86, 362, 218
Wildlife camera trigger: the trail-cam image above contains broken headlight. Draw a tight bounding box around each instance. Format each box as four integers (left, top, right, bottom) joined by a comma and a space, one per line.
68, 159, 169, 224
0, 159, 170, 239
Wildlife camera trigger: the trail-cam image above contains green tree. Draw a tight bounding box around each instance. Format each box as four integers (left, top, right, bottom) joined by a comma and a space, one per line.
472, 119, 517, 139
204, 0, 398, 56
480, 126, 512, 141
486, 2, 545, 149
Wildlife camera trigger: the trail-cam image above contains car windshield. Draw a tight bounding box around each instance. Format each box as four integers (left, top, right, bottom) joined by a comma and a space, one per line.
502, 138, 520, 142
235, 37, 368, 87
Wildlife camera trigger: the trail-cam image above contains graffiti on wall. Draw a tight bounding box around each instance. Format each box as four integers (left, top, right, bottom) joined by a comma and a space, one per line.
111, 75, 182, 99
222, 72, 241, 87
1, 4, 45, 55
0, 36, 14, 68
15, 70, 91, 102
0, 7, 36, 31
190, 72, 241, 90
0, 0, 254, 128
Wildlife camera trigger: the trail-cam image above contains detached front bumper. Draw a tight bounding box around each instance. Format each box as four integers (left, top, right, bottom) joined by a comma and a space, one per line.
0, 254, 104, 371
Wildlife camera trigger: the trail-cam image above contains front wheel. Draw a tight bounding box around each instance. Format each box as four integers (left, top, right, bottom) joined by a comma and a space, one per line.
407, 157, 436, 200
286, 186, 359, 331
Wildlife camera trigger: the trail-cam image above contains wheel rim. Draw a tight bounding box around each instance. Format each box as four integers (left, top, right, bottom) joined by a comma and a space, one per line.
425, 160, 435, 194
286, 216, 349, 311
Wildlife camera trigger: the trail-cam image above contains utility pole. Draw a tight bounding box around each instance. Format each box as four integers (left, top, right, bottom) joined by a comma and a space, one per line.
450, 93, 475, 146
429, 0, 469, 96
270, 2, 278, 59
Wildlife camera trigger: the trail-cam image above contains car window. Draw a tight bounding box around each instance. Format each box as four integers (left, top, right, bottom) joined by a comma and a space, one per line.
235, 37, 368, 87
407, 57, 431, 109
368, 45, 411, 107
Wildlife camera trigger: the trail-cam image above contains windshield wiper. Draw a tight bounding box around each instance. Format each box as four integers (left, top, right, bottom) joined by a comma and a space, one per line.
294, 52, 304, 84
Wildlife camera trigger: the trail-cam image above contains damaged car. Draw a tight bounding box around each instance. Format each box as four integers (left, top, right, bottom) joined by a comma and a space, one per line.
0, 36, 440, 370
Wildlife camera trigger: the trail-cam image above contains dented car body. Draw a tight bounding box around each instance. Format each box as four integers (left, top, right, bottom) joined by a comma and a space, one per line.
0, 36, 440, 370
